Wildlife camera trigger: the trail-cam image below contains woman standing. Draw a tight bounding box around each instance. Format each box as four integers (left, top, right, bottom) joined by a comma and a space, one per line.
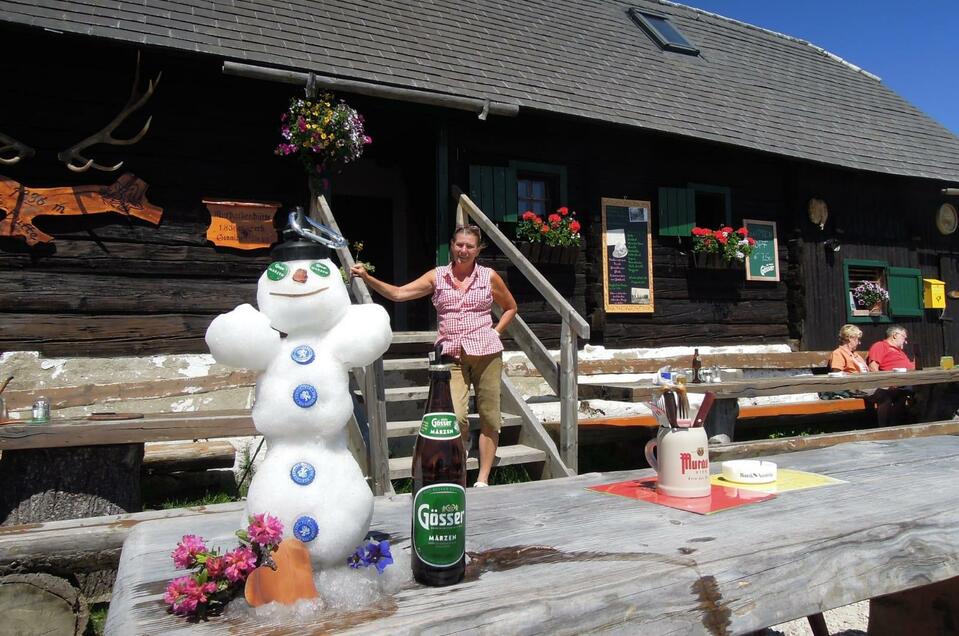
351, 225, 517, 487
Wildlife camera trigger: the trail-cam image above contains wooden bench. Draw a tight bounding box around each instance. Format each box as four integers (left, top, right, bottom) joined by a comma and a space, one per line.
537, 349, 870, 431
579, 367, 959, 441
104, 435, 959, 634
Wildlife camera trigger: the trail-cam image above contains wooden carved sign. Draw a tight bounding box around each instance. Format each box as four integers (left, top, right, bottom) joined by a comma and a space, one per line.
203, 199, 280, 250
0, 173, 163, 245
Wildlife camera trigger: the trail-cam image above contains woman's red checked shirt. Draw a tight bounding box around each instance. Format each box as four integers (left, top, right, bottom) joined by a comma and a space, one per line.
432, 264, 503, 358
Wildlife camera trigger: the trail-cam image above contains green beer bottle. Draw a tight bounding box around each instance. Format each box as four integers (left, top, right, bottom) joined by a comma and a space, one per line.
411, 346, 467, 586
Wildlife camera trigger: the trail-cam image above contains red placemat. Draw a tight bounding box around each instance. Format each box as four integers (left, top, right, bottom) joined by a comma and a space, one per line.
589, 476, 776, 515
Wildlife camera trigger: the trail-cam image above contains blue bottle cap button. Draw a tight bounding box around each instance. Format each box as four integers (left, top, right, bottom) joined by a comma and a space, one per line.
292, 384, 318, 408
291, 345, 315, 365
290, 461, 316, 485
293, 515, 319, 542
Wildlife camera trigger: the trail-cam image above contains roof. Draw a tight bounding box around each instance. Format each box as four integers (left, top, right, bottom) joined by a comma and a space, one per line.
3, 0, 958, 182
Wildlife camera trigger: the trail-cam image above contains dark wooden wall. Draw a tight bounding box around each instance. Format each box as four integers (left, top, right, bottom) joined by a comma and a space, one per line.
2, 25, 955, 359
0, 26, 436, 356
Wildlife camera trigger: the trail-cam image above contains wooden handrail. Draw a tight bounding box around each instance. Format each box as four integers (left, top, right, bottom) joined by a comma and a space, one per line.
312, 194, 392, 495
455, 194, 589, 339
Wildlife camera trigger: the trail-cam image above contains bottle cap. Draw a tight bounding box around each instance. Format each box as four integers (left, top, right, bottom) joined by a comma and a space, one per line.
429, 344, 452, 371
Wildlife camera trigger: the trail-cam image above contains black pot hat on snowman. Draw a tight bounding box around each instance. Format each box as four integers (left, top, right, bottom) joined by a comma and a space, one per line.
272, 206, 347, 262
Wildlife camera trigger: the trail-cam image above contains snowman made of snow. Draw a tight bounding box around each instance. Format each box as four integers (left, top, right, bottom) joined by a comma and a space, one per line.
205, 216, 391, 568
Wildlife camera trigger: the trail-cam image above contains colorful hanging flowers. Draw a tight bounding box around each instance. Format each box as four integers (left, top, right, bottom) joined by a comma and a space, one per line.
690, 225, 756, 262
164, 514, 283, 620
516, 206, 582, 247
275, 93, 371, 175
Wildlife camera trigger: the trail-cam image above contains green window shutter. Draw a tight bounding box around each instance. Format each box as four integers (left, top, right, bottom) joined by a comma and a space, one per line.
888, 267, 923, 317
658, 187, 695, 236
469, 165, 516, 222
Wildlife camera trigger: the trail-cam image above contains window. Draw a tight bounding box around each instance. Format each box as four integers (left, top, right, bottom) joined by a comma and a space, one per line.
468, 161, 567, 223
843, 259, 923, 323
517, 177, 550, 216
628, 8, 699, 55
658, 184, 731, 236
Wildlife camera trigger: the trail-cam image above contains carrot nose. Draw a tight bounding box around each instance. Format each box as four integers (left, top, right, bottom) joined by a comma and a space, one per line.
292, 269, 308, 283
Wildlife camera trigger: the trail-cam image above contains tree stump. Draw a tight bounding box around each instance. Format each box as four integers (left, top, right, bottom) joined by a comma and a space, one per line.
0, 443, 144, 601
0, 444, 143, 526
0, 573, 90, 636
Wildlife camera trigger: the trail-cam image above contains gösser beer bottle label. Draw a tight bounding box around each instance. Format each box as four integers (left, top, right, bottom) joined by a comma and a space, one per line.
412, 483, 466, 567
419, 412, 459, 439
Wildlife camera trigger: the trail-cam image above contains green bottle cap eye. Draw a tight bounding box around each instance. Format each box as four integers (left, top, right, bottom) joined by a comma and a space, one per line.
267, 262, 290, 281
310, 262, 331, 277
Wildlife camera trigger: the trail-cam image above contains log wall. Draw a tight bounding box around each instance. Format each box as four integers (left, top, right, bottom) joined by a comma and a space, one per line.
2, 25, 955, 358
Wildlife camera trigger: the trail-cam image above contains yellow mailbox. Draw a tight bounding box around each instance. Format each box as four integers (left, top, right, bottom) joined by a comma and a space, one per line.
923, 278, 946, 309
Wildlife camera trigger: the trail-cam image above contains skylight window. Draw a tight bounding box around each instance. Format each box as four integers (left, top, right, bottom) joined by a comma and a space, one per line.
628, 8, 699, 55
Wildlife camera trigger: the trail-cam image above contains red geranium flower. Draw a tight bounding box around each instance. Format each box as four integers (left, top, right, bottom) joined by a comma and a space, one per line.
558, 206, 569, 216
736, 227, 748, 236
522, 210, 537, 221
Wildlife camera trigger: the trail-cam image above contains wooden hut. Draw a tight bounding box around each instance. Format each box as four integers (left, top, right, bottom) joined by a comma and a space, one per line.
1, 0, 958, 361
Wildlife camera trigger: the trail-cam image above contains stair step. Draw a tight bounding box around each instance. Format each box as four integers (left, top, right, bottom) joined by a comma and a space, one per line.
382, 357, 429, 372
382, 386, 429, 401
387, 413, 523, 438
391, 331, 437, 344
388, 444, 546, 480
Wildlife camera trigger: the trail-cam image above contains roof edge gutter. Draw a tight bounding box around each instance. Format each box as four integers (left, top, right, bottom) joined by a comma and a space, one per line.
222, 61, 519, 120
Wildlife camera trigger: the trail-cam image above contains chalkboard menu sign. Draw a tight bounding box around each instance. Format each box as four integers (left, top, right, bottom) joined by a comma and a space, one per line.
743, 218, 780, 282
601, 197, 654, 313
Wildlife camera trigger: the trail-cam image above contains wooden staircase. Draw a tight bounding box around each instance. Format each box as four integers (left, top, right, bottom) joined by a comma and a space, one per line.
314, 193, 586, 495
360, 331, 556, 483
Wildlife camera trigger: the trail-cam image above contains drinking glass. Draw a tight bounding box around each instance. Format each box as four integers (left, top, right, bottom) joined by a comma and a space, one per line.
941, 356, 955, 370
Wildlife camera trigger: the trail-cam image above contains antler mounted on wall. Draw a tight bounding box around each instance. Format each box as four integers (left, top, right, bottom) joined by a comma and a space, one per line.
57, 52, 161, 172
0, 132, 36, 165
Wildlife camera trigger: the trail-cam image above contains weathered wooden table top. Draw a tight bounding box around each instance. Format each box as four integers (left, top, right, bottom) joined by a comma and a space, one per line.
0, 409, 255, 451
579, 367, 959, 401
106, 436, 959, 635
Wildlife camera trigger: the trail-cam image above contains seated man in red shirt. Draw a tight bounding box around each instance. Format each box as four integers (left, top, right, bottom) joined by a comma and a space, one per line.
867, 325, 915, 371
866, 325, 915, 426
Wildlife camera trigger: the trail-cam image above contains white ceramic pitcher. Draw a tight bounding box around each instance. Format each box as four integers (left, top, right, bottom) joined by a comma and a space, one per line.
644, 424, 711, 498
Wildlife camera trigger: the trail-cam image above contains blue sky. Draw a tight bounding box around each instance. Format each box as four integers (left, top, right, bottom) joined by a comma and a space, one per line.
681, 1, 958, 135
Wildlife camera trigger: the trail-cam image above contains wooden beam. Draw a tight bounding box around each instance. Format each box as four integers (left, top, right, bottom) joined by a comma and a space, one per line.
2, 371, 255, 411
709, 419, 959, 461
505, 351, 832, 377
0, 410, 255, 451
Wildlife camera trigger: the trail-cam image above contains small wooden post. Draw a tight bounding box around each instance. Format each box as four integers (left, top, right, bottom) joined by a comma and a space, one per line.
560, 320, 579, 473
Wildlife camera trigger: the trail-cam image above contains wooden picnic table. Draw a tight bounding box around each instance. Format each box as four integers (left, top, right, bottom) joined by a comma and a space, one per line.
106, 436, 959, 635
579, 367, 959, 441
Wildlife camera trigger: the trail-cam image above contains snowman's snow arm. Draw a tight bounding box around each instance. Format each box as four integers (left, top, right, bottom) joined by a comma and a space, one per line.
205, 303, 281, 371
328, 303, 393, 368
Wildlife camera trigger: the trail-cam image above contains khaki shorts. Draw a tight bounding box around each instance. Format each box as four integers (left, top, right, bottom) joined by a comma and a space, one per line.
449, 352, 503, 438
